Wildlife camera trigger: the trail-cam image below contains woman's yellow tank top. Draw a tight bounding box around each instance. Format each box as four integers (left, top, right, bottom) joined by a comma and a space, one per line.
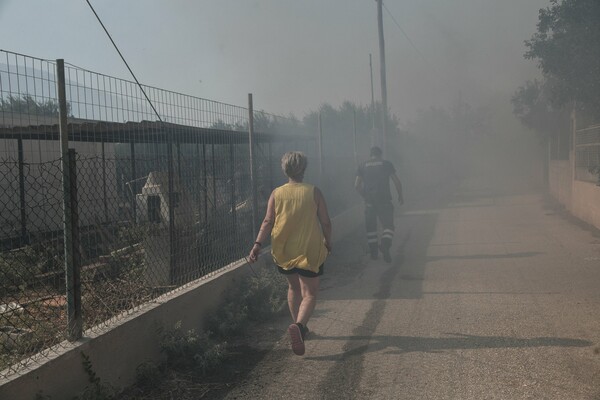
271, 182, 328, 273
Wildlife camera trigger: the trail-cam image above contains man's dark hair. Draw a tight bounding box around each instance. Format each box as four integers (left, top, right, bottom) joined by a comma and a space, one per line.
370, 146, 383, 157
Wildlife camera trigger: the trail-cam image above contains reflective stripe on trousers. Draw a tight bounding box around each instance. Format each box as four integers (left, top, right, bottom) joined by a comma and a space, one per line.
364, 201, 394, 250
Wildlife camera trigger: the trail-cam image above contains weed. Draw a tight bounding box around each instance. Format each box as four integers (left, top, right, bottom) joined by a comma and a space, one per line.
207, 267, 286, 338
75, 352, 116, 400
243, 267, 287, 321
134, 361, 162, 390
207, 300, 249, 337
159, 321, 226, 376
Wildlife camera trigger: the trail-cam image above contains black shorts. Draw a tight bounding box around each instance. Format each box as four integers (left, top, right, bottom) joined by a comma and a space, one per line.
277, 264, 324, 277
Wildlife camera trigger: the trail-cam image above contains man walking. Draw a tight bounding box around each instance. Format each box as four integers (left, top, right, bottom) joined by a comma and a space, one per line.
354, 146, 403, 262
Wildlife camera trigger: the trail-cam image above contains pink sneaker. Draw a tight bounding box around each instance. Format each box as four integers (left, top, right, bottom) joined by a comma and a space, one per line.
288, 323, 305, 356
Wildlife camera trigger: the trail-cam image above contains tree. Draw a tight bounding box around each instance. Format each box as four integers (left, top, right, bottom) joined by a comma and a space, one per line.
208, 112, 307, 136
525, 0, 600, 117
402, 99, 494, 181
511, 78, 569, 139
0, 95, 70, 116
302, 101, 400, 158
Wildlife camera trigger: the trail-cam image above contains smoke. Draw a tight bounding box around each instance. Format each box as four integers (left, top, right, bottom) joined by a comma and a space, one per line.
1, 0, 553, 195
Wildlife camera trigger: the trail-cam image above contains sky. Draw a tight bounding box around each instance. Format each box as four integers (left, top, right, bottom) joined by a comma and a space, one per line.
0, 0, 550, 122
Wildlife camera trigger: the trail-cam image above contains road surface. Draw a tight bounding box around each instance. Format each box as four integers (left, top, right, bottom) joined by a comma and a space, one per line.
221, 181, 600, 400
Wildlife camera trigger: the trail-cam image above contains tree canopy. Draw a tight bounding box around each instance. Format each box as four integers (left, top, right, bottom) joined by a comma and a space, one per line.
524, 0, 600, 117
0, 95, 68, 116
511, 78, 570, 139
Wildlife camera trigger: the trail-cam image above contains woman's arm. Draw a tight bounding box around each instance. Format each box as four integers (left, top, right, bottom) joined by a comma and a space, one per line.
248, 191, 276, 262
315, 187, 332, 252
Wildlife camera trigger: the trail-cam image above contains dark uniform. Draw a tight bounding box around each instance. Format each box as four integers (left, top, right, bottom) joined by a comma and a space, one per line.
356, 158, 396, 258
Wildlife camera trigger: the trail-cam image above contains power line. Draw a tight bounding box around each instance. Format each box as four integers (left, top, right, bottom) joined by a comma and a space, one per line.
382, 2, 428, 65
84, 0, 163, 122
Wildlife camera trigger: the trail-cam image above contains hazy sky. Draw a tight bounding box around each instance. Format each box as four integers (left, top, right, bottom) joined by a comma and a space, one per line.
0, 0, 549, 121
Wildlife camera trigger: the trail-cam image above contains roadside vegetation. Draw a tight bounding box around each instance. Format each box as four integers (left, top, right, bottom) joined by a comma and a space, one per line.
512, 0, 600, 131
52, 266, 288, 400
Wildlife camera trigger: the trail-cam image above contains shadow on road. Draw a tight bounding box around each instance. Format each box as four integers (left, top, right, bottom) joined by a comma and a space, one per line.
313, 184, 580, 399
426, 251, 543, 262
305, 332, 592, 361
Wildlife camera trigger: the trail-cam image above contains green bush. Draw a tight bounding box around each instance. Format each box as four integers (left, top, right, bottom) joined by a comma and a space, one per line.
159, 321, 226, 375
243, 268, 287, 322
134, 361, 162, 390
208, 301, 249, 337
207, 267, 286, 338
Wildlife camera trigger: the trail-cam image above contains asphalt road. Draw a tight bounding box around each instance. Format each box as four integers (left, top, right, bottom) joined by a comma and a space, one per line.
222, 182, 600, 400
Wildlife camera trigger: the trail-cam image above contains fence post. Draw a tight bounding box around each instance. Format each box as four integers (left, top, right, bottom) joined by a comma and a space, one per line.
353, 110, 358, 167
67, 148, 82, 340
194, 141, 201, 223
571, 106, 577, 182
317, 112, 323, 187
545, 138, 550, 189
176, 139, 182, 179
167, 127, 175, 284
229, 142, 236, 239
202, 141, 208, 222
17, 137, 28, 245
57, 58, 82, 340
102, 140, 108, 223
129, 141, 136, 222
211, 143, 216, 213
268, 141, 273, 190
248, 94, 258, 239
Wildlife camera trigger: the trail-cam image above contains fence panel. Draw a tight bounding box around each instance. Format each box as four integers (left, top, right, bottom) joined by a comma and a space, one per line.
575, 124, 600, 183
0, 53, 69, 377
0, 49, 362, 379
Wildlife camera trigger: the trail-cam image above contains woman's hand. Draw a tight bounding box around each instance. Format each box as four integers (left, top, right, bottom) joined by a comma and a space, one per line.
324, 239, 332, 253
248, 243, 261, 263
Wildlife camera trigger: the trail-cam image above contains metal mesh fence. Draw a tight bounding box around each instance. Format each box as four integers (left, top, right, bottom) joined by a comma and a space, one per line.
0, 50, 362, 379
575, 124, 600, 183
0, 52, 69, 377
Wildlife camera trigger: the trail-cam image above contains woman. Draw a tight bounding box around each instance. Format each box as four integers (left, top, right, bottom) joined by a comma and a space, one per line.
248, 151, 332, 356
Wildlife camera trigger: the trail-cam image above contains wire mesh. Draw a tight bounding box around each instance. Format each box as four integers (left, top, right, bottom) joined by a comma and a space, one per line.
575, 124, 600, 183
0, 52, 68, 377
0, 49, 363, 379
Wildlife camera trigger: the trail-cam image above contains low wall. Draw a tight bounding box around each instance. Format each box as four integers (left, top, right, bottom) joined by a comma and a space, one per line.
548, 159, 600, 230
549, 160, 572, 210
571, 181, 600, 230
0, 206, 362, 400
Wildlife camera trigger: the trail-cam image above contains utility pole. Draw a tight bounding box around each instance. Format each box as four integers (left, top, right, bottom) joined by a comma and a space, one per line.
369, 53, 376, 146
376, 0, 388, 149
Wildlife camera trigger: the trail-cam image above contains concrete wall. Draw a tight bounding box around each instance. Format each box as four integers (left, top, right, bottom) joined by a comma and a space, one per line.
0, 206, 362, 399
549, 160, 573, 210
571, 180, 600, 230
549, 159, 600, 230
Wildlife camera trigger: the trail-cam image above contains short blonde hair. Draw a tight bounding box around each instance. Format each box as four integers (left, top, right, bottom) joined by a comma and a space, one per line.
281, 151, 307, 180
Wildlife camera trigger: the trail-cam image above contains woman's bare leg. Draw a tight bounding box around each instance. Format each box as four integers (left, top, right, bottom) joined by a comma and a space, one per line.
285, 274, 302, 322
296, 275, 319, 326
